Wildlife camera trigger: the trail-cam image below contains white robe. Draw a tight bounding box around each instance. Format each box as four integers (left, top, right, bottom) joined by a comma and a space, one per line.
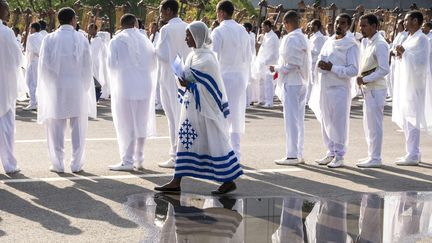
25, 31, 44, 106
96, 31, 111, 99
155, 17, 191, 160
211, 19, 252, 134
392, 29, 432, 131
107, 28, 157, 164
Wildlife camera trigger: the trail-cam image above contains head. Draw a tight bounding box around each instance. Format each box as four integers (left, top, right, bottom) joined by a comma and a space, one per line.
159, 0, 179, 22
12, 26, 19, 36
422, 22, 432, 34
216, 0, 234, 23
30, 22, 41, 34
310, 19, 322, 33
58, 7, 77, 27
262, 20, 273, 33
39, 20, 47, 31
137, 19, 144, 29
335, 13, 352, 37
120, 13, 136, 29
211, 20, 219, 29
243, 22, 252, 33
185, 21, 211, 49
149, 22, 158, 34
404, 11, 423, 34
282, 10, 299, 33
397, 19, 405, 32
87, 23, 97, 36
327, 22, 334, 35
0, 0, 10, 22
359, 13, 379, 38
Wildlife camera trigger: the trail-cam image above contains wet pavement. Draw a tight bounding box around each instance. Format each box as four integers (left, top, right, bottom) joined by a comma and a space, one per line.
123, 192, 432, 243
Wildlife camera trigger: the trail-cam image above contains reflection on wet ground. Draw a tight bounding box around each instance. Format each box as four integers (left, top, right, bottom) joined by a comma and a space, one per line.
123, 192, 432, 243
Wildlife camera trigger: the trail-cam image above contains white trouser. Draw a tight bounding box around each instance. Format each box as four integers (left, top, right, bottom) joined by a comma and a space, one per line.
45, 116, 88, 171
122, 138, 146, 165
264, 73, 274, 105
283, 85, 306, 158
259, 77, 265, 103
403, 120, 421, 160
0, 109, 18, 173
155, 82, 162, 106
26, 62, 38, 106
363, 89, 386, 161
160, 84, 181, 160
230, 132, 241, 162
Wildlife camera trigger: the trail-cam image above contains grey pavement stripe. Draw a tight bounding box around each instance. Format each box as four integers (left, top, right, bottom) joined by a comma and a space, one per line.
0, 168, 303, 183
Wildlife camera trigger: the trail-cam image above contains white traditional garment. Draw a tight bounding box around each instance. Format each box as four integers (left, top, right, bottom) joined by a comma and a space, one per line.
247, 31, 259, 104
357, 194, 383, 243
309, 34, 359, 157
253, 30, 280, 105
272, 197, 305, 243
307, 30, 327, 102
107, 27, 157, 165
387, 31, 408, 97
155, 17, 191, 161
392, 29, 432, 131
360, 32, 390, 161
0, 20, 23, 173
174, 21, 243, 183
274, 28, 311, 159
25, 31, 44, 107
211, 19, 252, 160
96, 31, 111, 99
37, 24, 96, 171
427, 32, 432, 75
90, 34, 104, 86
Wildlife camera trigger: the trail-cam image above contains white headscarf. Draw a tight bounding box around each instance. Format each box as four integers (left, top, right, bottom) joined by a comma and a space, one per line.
186, 21, 212, 49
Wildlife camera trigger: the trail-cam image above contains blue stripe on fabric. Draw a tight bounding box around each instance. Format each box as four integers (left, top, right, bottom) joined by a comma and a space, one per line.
177, 150, 236, 161
187, 82, 201, 111
176, 157, 238, 169
176, 164, 241, 176
174, 170, 243, 183
223, 110, 230, 118
191, 68, 223, 99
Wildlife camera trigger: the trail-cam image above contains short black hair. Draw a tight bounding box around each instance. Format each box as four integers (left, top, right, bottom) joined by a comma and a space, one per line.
12, 27, 20, 34
30, 22, 41, 32
407, 10, 424, 26
360, 13, 379, 27
311, 19, 322, 29
283, 10, 299, 25
88, 23, 97, 31
337, 13, 352, 26
262, 20, 273, 28
243, 22, 252, 31
38, 20, 47, 30
217, 0, 234, 17
160, 0, 179, 15
120, 13, 136, 27
424, 22, 432, 29
137, 19, 144, 29
58, 7, 76, 25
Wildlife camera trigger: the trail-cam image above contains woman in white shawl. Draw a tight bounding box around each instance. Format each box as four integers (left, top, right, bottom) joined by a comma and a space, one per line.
155, 21, 243, 195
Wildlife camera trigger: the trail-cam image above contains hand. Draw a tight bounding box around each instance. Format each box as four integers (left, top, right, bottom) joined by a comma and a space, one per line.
269, 66, 275, 73
395, 45, 405, 57
318, 60, 333, 71
178, 77, 188, 87
357, 76, 365, 86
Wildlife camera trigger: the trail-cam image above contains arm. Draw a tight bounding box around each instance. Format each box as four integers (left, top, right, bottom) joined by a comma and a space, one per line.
330, 45, 359, 78
363, 43, 390, 82
155, 27, 171, 63
211, 30, 222, 60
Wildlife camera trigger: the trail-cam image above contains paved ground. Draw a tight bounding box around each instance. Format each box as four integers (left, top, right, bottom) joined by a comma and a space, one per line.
0, 99, 431, 242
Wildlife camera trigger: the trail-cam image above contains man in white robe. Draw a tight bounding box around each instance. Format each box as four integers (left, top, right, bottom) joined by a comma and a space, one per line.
95, 30, 111, 99
271, 11, 311, 166
387, 20, 408, 99
0, 0, 23, 174
211, 0, 252, 161
309, 13, 359, 168
37, 7, 96, 173
38, 20, 48, 37
88, 23, 105, 101
356, 14, 390, 168
307, 19, 327, 103
244, 22, 258, 106
393, 11, 432, 166
422, 22, 432, 75
24, 22, 44, 110
253, 20, 279, 108
155, 0, 191, 168
107, 14, 157, 171
149, 22, 163, 111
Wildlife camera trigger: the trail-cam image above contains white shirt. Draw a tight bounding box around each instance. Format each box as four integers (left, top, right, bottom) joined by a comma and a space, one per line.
310, 31, 327, 67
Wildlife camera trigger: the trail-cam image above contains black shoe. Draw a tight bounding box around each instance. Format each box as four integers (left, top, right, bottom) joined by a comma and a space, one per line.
211, 182, 237, 195
154, 185, 181, 193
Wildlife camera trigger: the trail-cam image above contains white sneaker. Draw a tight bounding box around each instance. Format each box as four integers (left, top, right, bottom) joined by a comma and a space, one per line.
315, 156, 335, 165
158, 158, 175, 168
5, 167, 20, 174
327, 157, 344, 168
23, 104, 37, 111
262, 103, 273, 108
49, 165, 64, 173
395, 157, 419, 166
155, 104, 163, 111
109, 163, 134, 171
357, 159, 382, 168
134, 161, 144, 170
274, 158, 305, 166
357, 157, 370, 163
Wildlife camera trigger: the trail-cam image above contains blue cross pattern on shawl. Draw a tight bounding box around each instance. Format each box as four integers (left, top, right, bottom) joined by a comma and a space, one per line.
179, 119, 198, 150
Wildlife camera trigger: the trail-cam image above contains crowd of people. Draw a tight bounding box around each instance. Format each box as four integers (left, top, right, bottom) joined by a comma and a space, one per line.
0, 0, 431, 194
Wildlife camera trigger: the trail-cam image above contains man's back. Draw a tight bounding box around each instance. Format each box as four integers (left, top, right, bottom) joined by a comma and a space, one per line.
156, 17, 190, 65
